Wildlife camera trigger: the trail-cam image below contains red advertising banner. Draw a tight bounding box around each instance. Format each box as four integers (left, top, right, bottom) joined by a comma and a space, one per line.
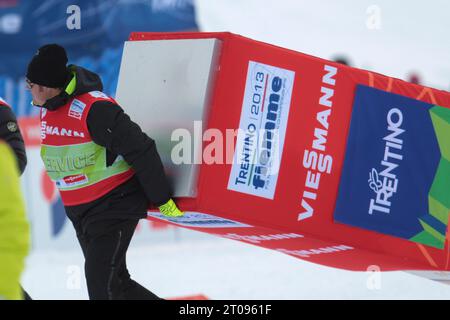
131, 32, 450, 272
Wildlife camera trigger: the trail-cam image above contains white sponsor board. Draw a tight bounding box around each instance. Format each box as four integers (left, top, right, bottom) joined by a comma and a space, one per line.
228, 61, 295, 199
148, 211, 252, 228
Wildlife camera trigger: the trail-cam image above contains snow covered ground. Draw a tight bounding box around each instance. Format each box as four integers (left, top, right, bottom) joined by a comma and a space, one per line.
22, 233, 450, 300
21, 1, 450, 300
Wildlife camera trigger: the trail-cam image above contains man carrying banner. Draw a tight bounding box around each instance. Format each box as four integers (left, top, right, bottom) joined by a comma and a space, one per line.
26, 44, 183, 300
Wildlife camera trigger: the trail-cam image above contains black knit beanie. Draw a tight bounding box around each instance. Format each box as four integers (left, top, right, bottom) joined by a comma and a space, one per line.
26, 44, 69, 88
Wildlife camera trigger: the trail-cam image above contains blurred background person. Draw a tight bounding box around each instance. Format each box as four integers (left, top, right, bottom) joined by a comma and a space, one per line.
0, 97, 26, 174
0, 96, 31, 299
407, 72, 422, 85
0, 141, 30, 300
332, 55, 351, 67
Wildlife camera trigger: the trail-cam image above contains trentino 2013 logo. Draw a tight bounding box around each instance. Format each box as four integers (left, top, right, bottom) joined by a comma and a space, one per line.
334, 85, 450, 249
227, 61, 295, 199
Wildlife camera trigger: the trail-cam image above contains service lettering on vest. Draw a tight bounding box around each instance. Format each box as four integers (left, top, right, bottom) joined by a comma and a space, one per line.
298, 65, 337, 221
44, 152, 96, 173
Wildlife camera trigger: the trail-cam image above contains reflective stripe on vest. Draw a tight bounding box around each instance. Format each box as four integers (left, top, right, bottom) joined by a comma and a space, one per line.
40, 91, 134, 206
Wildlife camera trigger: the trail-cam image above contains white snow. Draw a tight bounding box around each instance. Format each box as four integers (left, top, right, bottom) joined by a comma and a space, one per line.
22, 232, 450, 300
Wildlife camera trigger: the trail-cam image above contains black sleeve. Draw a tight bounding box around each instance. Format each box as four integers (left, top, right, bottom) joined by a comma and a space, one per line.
0, 106, 27, 175
86, 101, 172, 207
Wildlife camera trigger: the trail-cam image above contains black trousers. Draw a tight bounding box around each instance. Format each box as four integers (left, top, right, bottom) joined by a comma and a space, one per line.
73, 218, 160, 300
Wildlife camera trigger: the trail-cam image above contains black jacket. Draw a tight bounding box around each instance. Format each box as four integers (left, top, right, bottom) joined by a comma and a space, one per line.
0, 104, 27, 175
41, 66, 172, 226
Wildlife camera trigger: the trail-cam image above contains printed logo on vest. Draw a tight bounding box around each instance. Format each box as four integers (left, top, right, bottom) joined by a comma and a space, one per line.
89, 91, 109, 99
40, 121, 85, 139
56, 174, 89, 188
68, 99, 87, 120
41, 121, 47, 140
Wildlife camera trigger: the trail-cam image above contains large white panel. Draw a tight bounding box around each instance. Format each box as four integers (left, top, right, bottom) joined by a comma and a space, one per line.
116, 38, 221, 197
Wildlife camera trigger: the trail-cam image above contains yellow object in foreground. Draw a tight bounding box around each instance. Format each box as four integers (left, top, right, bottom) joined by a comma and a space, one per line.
158, 198, 184, 218
0, 141, 30, 300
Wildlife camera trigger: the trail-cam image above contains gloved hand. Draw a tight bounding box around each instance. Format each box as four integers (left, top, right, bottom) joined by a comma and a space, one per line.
158, 199, 184, 217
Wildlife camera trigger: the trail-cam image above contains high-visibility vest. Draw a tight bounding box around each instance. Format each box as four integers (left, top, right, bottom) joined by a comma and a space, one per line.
40, 91, 134, 206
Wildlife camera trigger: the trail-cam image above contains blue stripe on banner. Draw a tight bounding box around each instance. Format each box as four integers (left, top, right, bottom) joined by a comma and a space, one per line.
420, 213, 447, 235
